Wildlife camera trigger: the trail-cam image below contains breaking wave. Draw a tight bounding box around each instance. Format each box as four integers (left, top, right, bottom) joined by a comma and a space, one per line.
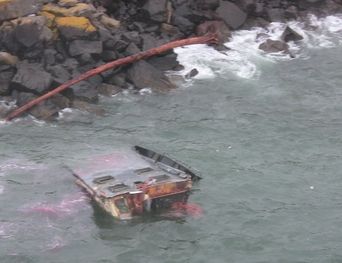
175, 14, 342, 80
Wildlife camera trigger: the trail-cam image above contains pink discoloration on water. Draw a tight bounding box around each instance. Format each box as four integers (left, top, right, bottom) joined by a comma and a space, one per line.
168, 202, 204, 219
21, 193, 89, 218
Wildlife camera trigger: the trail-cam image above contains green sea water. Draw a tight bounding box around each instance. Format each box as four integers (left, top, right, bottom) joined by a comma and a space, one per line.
0, 45, 342, 262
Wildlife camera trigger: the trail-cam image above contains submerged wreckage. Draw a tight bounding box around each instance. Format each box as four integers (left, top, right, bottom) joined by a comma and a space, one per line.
72, 146, 201, 220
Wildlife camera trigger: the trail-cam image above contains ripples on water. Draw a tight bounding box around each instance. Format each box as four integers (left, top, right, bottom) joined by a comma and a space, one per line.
1, 14, 342, 263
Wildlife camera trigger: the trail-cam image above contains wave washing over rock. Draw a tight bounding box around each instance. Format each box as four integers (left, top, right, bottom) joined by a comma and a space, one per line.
175, 13, 342, 80
0, 0, 342, 120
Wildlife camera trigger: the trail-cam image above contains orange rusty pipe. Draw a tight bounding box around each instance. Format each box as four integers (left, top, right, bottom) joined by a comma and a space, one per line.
5, 34, 218, 121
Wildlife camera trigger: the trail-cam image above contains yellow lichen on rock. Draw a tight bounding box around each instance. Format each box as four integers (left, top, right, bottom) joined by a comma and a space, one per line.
55, 16, 96, 32
39, 11, 56, 28
42, 3, 95, 17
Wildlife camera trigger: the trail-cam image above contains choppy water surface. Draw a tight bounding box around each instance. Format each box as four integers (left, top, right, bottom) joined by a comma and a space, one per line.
1, 17, 342, 263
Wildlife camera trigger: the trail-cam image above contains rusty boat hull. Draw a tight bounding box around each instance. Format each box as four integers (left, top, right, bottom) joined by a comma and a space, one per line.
72, 146, 200, 220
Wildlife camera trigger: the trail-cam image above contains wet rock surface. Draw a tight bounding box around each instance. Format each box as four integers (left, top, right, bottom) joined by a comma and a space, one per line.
0, 0, 341, 120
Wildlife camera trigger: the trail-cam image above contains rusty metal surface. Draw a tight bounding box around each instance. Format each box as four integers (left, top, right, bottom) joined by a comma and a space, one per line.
72, 146, 199, 220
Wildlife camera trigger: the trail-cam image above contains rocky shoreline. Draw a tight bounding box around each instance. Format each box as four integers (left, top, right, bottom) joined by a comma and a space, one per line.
0, 0, 341, 120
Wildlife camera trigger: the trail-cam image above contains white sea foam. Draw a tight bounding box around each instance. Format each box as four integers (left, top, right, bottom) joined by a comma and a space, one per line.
175, 14, 342, 81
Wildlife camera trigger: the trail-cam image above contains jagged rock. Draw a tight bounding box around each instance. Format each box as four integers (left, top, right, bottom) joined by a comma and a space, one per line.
266, 8, 285, 22
42, 3, 96, 17
13, 16, 53, 48
68, 40, 103, 57
15, 92, 59, 120
100, 15, 120, 29
0, 52, 18, 65
43, 49, 57, 66
259, 39, 289, 53
97, 83, 121, 96
100, 50, 117, 62
238, 0, 257, 14
141, 33, 168, 51
11, 61, 52, 94
71, 81, 98, 103
284, 5, 298, 19
172, 15, 194, 34
196, 20, 231, 44
142, 0, 167, 22
0, 67, 15, 95
185, 68, 199, 79
216, 0, 247, 29
58, 0, 78, 8
160, 23, 181, 36
50, 94, 70, 108
127, 60, 176, 92
46, 64, 71, 85
0, 0, 39, 22
108, 72, 128, 88
122, 31, 141, 46
124, 42, 141, 56
196, 0, 220, 10
72, 100, 105, 116
281, 26, 304, 42
148, 52, 181, 71
55, 16, 97, 40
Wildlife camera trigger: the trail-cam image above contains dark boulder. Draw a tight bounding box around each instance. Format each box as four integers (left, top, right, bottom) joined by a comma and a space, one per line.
68, 40, 103, 57
142, 0, 167, 22
127, 60, 176, 92
266, 8, 285, 22
196, 20, 231, 44
15, 91, 59, 120
124, 42, 141, 56
0, 0, 39, 22
195, 0, 220, 10
107, 72, 128, 88
281, 26, 304, 42
13, 16, 53, 48
50, 94, 70, 109
148, 52, 181, 71
237, 0, 257, 14
216, 1, 247, 29
11, 61, 52, 94
43, 49, 57, 67
100, 50, 117, 62
72, 100, 105, 116
0, 66, 15, 95
185, 68, 199, 79
122, 31, 141, 46
141, 33, 169, 51
259, 39, 290, 53
71, 81, 98, 103
55, 16, 98, 41
284, 5, 299, 20
172, 15, 195, 35
46, 64, 71, 86
97, 83, 121, 96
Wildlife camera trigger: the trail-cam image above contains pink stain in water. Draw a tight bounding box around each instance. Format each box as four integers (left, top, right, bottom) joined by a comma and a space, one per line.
21, 193, 89, 218
169, 202, 204, 219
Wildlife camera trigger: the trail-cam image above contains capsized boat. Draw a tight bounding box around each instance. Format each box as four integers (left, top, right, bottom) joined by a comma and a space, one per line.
72, 146, 201, 220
